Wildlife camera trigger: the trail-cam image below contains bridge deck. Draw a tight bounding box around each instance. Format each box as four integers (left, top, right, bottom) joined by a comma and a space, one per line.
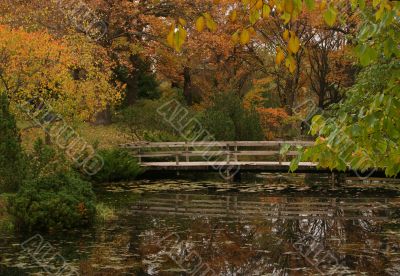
141, 161, 319, 172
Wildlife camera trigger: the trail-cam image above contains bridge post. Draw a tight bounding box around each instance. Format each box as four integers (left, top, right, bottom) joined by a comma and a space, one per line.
185, 142, 189, 162
234, 142, 238, 162
138, 149, 142, 164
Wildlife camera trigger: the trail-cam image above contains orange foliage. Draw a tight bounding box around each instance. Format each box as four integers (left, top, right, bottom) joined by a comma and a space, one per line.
256, 107, 289, 139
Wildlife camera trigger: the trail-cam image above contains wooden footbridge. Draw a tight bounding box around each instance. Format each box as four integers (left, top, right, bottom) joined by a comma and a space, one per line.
120, 141, 323, 174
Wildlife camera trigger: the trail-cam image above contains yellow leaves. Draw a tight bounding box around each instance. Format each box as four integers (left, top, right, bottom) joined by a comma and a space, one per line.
285, 54, 296, 73
275, 47, 285, 65
177, 26, 187, 49
204, 13, 218, 32
323, 4, 338, 26
196, 16, 205, 32
288, 31, 300, 54
230, 9, 238, 22
232, 27, 255, 45
284, 0, 294, 13
256, 0, 264, 10
319, 0, 327, 10
167, 21, 188, 52
276, 30, 300, 73
374, 1, 392, 21
0, 26, 120, 121
240, 28, 250, 44
283, 29, 289, 41
167, 24, 175, 47
194, 13, 217, 33
232, 31, 240, 44
373, 0, 382, 8
262, 4, 271, 18
178, 18, 187, 26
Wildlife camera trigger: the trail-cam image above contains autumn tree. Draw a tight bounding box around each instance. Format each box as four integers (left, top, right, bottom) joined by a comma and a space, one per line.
0, 93, 25, 192
0, 25, 121, 121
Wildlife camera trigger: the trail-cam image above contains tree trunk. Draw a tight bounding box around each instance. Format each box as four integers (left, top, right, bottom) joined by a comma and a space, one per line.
183, 67, 193, 106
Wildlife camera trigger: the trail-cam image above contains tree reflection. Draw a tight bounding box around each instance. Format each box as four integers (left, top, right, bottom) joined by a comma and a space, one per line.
132, 194, 400, 275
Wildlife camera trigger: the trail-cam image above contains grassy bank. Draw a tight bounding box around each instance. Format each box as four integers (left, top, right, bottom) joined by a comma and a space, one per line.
19, 122, 133, 151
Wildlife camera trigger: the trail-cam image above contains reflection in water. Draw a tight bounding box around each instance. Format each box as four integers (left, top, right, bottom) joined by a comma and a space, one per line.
1, 175, 400, 275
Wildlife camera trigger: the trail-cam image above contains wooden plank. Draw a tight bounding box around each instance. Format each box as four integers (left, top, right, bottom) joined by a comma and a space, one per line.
132, 150, 301, 158
121, 140, 315, 149
133, 151, 230, 158
139, 161, 320, 172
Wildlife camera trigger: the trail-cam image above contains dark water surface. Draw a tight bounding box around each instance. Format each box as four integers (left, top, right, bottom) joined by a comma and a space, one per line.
1, 173, 400, 275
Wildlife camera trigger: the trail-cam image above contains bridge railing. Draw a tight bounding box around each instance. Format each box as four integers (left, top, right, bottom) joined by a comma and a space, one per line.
120, 141, 315, 165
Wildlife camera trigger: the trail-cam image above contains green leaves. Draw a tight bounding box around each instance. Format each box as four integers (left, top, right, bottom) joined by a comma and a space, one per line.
323, 4, 337, 26
304, 0, 315, 10
280, 144, 291, 156
354, 44, 378, 66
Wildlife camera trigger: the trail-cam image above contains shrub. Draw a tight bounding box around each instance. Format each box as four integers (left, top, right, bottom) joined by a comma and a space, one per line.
200, 93, 264, 141
200, 110, 236, 141
0, 194, 14, 233
90, 148, 142, 183
9, 172, 96, 232
0, 93, 26, 192
117, 99, 180, 140
28, 138, 71, 178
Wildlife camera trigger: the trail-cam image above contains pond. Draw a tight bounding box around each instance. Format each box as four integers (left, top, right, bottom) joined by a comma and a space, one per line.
1, 173, 400, 275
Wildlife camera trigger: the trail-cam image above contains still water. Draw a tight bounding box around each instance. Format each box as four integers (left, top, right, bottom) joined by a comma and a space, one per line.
1, 173, 400, 275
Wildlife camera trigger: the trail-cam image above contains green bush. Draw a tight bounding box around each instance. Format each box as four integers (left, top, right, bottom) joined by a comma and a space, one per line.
200, 93, 264, 141
90, 149, 142, 183
118, 99, 177, 139
0, 93, 26, 192
28, 138, 71, 178
9, 172, 96, 232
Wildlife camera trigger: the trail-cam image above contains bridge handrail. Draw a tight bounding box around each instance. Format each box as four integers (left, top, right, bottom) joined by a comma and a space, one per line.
120, 140, 314, 149
120, 141, 314, 165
